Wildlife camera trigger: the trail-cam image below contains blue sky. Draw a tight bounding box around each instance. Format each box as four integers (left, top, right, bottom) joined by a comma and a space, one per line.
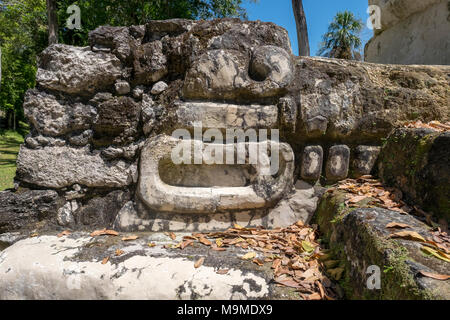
243, 0, 374, 56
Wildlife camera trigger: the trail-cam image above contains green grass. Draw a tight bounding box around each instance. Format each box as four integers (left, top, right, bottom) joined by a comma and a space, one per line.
0, 130, 25, 191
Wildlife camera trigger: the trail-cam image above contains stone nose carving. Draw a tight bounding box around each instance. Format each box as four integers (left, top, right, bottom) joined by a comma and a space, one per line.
182, 46, 293, 102
138, 135, 294, 214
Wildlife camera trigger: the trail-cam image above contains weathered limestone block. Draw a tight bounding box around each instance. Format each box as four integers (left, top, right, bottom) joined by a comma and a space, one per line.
89, 25, 144, 62
16, 146, 137, 189
314, 190, 450, 300
23, 90, 97, 137
352, 145, 381, 177
301, 146, 324, 181
365, 0, 449, 65
306, 116, 328, 136
68, 130, 94, 147
0, 190, 63, 233
183, 46, 293, 102
278, 97, 297, 133
138, 135, 294, 214
114, 80, 130, 95
151, 81, 168, 95
0, 234, 297, 299
326, 145, 350, 181
378, 128, 449, 221
75, 190, 131, 228
175, 101, 278, 130
133, 41, 168, 85
36, 44, 122, 95
93, 96, 141, 147
57, 201, 77, 227
296, 57, 450, 142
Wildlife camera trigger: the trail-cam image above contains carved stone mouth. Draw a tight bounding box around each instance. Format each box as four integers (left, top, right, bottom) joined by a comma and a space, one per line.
138, 135, 294, 214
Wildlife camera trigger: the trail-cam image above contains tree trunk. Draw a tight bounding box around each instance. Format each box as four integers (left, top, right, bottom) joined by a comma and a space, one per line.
292, 0, 310, 56
46, 0, 58, 45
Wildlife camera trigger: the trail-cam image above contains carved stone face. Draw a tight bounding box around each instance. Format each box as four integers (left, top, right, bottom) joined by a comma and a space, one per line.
17, 19, 448, 232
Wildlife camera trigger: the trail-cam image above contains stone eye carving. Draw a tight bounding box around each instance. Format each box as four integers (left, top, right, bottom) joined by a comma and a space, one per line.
182, 46, 293, 102
249, 45, 293, 85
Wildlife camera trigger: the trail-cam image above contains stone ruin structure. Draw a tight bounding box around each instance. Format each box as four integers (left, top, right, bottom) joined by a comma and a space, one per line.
365, 0, 450, 65
0, 19, 448, 300
1, 18, 449, 234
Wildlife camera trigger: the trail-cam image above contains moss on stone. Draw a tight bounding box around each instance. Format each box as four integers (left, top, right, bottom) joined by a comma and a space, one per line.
315, 190, 439, 300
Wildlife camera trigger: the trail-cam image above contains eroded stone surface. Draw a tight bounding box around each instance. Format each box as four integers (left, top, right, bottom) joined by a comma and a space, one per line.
0, 190, 63, 233
315, 190, 450, 300
138, 135, 294, 214
24, 90, 97, 137
325, 145, 350, 181
175, 101, 278, 129
352, 145, 381, 177
16, 146, 137, 189
301, 146, 324, 181
0, 234, 297, 300
36, 44, 122, 95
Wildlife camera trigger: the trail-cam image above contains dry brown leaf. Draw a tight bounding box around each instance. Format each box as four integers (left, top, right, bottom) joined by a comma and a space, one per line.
90, 229, 119, 237
241, 252, 257, 260
115, 249, 124, 256
121, 235, 139, 241
168, 232, 176, 240
194, 257, 205, 268
272, 259, 281, 270
275, 279, 301, 288
252, 258, 264, 266
306, 292, 322, 300
57, 230, 71, 238
199, 237, 212, 246
180, 240, 194, 250
148, 242, 156, 248
418, 271, 450, 281
388, 231, 425, 242
386, 222, 411, 229
216, 269, 229, 275
101, 257, 109, 264
211, 246, 226, 252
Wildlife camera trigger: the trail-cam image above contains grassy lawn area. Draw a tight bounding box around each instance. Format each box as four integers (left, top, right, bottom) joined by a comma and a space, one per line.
0, 130, 25, 191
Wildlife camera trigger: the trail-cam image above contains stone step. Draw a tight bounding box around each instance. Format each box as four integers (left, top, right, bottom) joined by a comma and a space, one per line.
0, 232, 299, 300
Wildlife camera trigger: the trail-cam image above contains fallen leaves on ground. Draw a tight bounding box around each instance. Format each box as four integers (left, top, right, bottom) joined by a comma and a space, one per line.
388, 231, 425, 243
121, 235, 139, 241
90, 229, 119, 237
115, 249, 124, 256
404, 120, 450, 132
165, 232, 177, 240
421, 246, 450, 263
194, 257, 204, 268
187, 221, 339, 300
418, 271, 450, 281
101, 257, 109, 264
57, 230, 71, 238
334, 176, 412, 215
148, 242, 156, 248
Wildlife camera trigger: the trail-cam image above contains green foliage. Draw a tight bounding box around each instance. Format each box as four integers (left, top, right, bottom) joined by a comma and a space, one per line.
0, 128, 26, 191
58, 0, 256, 46
0, 0, 47, 126
0, 0, 255, 128
317, 10, 363, 60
